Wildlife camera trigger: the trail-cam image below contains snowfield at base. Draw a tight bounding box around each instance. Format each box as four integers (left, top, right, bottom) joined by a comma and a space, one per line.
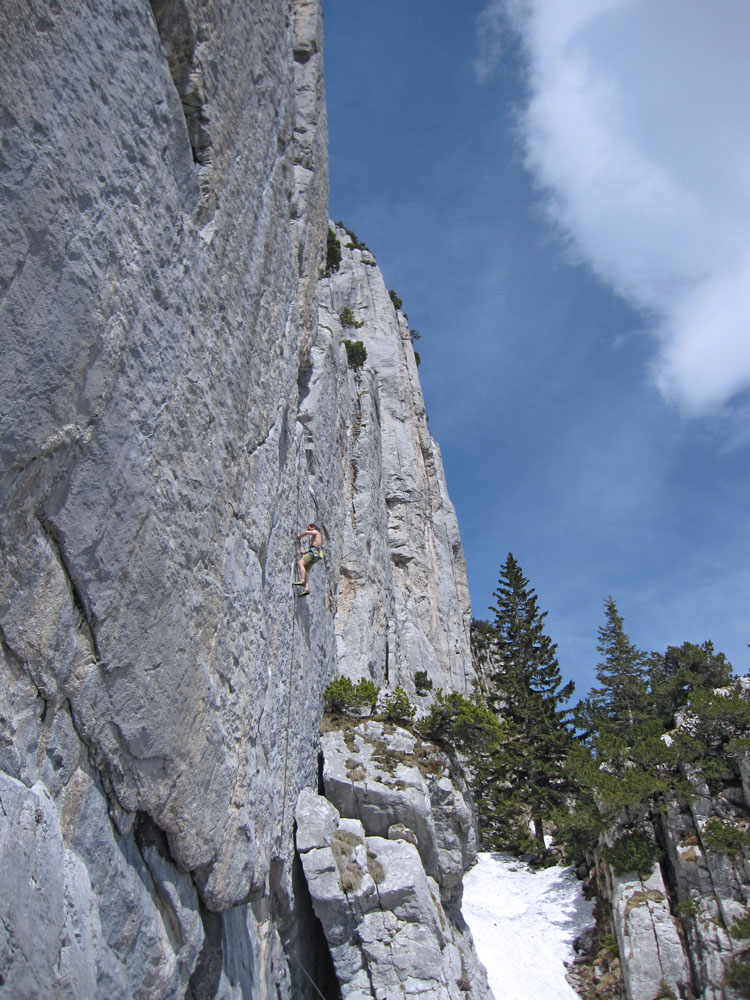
463, 852, 596, 1000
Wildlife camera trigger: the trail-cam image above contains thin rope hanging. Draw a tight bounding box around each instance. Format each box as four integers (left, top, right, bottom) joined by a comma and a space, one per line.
279, 451, 304, 842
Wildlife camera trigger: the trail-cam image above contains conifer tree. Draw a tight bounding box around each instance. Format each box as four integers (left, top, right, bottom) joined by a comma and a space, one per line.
585, 595, 650, 736
648, 640, 733, 727
561, 610, 740, 866
484, 553, 574, 852
568, 601, 676, 836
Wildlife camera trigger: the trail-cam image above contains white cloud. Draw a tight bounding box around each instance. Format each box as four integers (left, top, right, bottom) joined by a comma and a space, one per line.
476, 0, 750, 415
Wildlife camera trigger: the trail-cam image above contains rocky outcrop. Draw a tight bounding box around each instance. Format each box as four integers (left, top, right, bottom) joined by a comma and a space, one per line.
322, 225, 474, 700
590, 699, 750, 1000
296, 722, 491, 1000
0, 2, 486, 996
320, 722, 477, 909
607, 858, 691, 999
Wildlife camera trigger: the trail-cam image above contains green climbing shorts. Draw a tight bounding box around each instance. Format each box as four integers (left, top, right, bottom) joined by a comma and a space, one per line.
301, 545, 324, 568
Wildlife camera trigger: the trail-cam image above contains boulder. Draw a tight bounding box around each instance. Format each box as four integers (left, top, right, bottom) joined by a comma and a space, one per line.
321, 720, 477, 901
296, 780, 492, 1000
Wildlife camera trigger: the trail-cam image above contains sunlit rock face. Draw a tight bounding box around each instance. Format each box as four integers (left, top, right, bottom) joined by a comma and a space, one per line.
2, 0, 331, 993
322, 225, 475, 701
1, 2, 486, 996
593, 686, 750, 1000
296, 722, 492, 1000
601, 803, 750, 1000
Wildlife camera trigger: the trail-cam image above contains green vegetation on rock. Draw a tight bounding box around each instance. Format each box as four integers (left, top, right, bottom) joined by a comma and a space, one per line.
323, 676, 379, 715
383, 686, 416, 724
601, 831, 662, 876
340, 307, 364, 328
414, 670, 432, 696
325, 226, 341, 276
343, 339, 367, 369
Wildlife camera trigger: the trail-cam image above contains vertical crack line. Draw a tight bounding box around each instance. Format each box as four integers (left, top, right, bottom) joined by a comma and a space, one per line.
148, 0, 212, 166
35, 512, 102, 665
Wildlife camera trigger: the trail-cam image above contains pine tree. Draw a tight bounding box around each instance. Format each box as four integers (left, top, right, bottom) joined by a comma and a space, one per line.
585, 596, 650, 736
569, 600, 674, 827
563, 611, 740, 866
484, 553, 575, 853
648, 640, 733, 727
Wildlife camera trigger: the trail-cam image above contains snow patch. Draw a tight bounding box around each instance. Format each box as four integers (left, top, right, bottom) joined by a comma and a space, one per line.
463, 852, 595, 1000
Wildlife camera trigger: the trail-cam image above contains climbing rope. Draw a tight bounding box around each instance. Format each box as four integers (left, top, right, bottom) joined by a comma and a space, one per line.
291, 952, 330, 1000
279, 455, 303, 844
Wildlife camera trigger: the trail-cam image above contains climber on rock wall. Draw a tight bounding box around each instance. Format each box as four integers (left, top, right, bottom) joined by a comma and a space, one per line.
295, 523, 324, 597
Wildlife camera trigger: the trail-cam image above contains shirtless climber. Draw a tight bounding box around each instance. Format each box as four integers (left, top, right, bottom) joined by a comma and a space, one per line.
295, 523, 324, 597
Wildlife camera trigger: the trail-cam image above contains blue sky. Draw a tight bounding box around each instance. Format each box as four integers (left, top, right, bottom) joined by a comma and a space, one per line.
321, 0, 750, 696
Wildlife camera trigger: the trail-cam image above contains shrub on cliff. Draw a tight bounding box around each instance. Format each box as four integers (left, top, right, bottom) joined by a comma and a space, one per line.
335, 221, 370, 252
339, 307, 364, 328
727, 908, 750, 998
325, 226, 341, 276
388, 288, 402, 311
726, 959, 750, 998
414, 670, 432, 696
343, 339, 366, 369
653, 981, 677, 1000
601, 831, 662, 876
732, 908, 750, 940
383, 687, 416, 724
323, 677, 379, 715
418, 690, 502, 754
701, 816, 750, 858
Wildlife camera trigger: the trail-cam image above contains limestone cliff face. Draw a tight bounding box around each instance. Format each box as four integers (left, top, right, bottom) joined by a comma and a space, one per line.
2, 0, 331, 994
0, 3, 484, 997
319, 225, 474, 700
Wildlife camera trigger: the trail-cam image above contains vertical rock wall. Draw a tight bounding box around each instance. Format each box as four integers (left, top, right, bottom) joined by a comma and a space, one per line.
1, 0, 332, 994
320, 226, 474, 701
292, 233, 488, 999
0, 3, 483, 997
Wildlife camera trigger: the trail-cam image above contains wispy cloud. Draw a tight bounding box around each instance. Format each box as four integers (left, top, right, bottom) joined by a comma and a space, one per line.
475, 0, 750, 416
473, 1, 509, 83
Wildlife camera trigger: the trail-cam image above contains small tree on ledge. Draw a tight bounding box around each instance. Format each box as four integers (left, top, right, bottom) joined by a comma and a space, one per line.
343, 339, 367, 369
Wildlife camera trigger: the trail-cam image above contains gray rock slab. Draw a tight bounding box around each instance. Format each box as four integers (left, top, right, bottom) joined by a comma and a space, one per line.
321, 720, 477, 900
0, 774, 98, 999
295, 784, 493, 1000
613, 865, 691, 1000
